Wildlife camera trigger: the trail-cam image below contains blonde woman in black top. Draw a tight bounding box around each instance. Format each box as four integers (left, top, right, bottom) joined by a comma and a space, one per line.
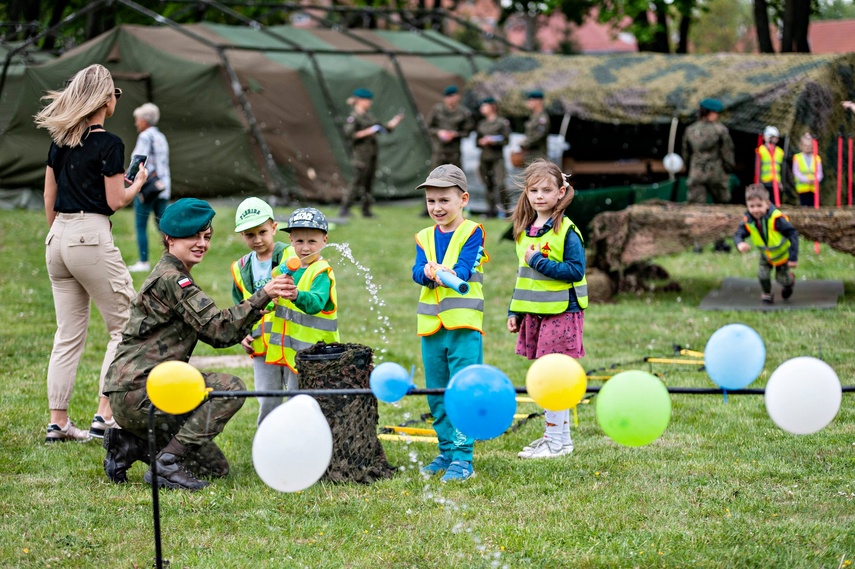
35, 64, 148, 443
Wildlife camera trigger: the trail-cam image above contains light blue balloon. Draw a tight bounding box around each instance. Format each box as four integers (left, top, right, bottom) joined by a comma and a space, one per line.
704, 324, 766, 390
445, 365, 517, 440
370, 362, 412, 403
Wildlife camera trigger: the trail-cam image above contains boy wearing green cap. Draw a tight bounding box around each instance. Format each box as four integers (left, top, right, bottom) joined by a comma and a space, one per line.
231, 197, 296, 425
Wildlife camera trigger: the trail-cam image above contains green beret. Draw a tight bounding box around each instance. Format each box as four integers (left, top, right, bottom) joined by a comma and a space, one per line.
160, 198, 216, 238
700, 98, 723, 113
353, 88, 373, 99
480, 96, 497, 105
525, 90, 544, 100
444, 85, 459, 96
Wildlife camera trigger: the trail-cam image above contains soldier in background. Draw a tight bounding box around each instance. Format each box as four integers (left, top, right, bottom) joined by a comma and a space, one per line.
340, 88, 404, 218
519, 90, 550, 164
476, 97, 511, 218
426, 85, 473, 168
683, 98, 735, 205
682, 97, 736, 252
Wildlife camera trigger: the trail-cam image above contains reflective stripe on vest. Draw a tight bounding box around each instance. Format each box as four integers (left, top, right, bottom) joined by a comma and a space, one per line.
416, 220, 486, 336
793, 153, 820, 194
510, 218, 588, 313
758, 145, 784, 184
745, 209, 790, 266
230, 259, 268, 357
265, 260, 339, 371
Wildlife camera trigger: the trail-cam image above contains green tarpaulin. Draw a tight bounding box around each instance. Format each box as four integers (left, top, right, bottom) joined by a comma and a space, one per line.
0, 24, 491, 201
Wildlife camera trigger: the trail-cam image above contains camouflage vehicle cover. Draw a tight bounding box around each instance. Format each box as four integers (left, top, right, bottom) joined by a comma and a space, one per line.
469, 53, 855, 198
0, 24, 491, 201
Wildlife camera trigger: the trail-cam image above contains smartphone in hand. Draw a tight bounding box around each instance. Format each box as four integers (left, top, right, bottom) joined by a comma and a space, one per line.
125, 154, 147, 183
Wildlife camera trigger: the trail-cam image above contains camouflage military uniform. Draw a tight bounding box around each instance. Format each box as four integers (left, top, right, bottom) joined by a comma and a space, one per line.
520, 109, 550, 163
427, 102, 473, 168
476, 114, 511, 215
682, 120, 735, 204
342, 109, 381, 215
105, 253, 270, 463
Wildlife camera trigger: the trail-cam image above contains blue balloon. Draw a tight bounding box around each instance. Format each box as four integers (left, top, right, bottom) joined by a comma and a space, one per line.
370, 362, 412, 403
704, 324, 766, 390
444, 365, 517, 440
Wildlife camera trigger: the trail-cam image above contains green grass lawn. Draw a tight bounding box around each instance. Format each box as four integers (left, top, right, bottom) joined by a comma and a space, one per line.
1, 201, 853, 568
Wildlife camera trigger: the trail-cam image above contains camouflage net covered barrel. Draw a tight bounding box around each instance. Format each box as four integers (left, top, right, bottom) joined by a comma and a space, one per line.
295, 342, 396, 484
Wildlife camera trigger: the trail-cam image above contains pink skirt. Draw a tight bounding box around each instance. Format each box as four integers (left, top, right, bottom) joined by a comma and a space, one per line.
515, 311, 585, 360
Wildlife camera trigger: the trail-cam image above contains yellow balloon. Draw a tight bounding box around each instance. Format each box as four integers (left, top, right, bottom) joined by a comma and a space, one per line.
525, 353, 587, 411
146, 361, 207, 415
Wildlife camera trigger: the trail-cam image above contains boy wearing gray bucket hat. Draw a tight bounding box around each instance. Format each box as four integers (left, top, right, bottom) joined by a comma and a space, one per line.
265, 207, 339, 376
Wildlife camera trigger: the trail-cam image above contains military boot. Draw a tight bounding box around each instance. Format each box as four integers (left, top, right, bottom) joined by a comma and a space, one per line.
144, 452, 210, 491
185, 441, 230, 478
103, 427, 150, 484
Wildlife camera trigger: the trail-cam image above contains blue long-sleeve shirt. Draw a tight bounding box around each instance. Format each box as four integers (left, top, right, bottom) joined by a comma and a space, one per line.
510, 216, 586, 316
412, 225, 484, 287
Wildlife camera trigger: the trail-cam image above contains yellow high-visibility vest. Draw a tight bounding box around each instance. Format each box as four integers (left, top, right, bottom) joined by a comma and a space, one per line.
230, 245, 295, 357
793, 152, 821, 194
744, 208, 791, 267
757, 144, 784, 184
266, 260, 339, 371
510, 218, 588, 314
416, 220, 487, 336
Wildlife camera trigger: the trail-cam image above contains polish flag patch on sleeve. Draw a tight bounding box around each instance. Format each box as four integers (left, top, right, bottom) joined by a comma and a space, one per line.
177, 277, 193, 288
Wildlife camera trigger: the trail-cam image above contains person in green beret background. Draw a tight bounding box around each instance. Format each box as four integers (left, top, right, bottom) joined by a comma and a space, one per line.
339, 88, 404, 218
519, 90, 550, 165
102, 198, 293, 491
682, 98, 735, 206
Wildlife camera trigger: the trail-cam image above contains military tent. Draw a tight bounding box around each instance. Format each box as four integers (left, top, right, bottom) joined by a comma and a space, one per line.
469, 53, 855, 199
0, 23, 491, 201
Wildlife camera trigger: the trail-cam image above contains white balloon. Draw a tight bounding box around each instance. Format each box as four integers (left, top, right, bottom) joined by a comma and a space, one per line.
252, 395, 333, 492
765, 357, 842, 435
663, 153, 684, 174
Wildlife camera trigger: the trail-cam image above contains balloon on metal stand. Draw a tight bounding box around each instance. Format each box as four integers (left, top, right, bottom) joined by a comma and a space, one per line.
765, 357, 842, 435
704, 324, 766, 398
146, 360, 208, 415
369, 362, 414, 403
525, 353, 587, 411
444, 364, 516, 440
252, 395, 333, 492
595, 370, 671, 447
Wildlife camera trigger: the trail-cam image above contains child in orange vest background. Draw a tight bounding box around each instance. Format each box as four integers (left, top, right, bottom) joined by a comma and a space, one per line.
791, 133, 823, 207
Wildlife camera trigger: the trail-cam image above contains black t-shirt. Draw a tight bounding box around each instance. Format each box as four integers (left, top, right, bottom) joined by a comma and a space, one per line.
47, 130, 125, 216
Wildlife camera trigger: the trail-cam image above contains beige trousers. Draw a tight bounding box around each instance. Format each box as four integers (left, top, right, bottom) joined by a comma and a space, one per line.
45, 212, 135, 410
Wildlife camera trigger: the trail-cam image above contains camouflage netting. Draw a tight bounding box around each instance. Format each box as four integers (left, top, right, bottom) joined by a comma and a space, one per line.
590, 202, 855, 289
295, 342, 396, 484
469, 53, 855, 133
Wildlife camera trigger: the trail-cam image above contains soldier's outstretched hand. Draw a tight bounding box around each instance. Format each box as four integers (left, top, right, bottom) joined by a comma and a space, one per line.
264, 274, 294, 300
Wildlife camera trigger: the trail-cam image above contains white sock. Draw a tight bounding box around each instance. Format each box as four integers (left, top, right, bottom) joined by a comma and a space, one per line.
544, 409, 564, 443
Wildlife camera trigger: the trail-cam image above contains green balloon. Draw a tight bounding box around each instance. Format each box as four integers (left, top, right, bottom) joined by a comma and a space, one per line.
596, 370, 671, 447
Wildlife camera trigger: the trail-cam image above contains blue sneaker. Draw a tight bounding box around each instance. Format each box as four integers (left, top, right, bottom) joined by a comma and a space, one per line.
420, 453, 452, 476
440, 460, 474, 483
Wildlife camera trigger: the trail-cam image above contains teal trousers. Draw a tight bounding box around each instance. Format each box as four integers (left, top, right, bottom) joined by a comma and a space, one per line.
421, 327, 483, 462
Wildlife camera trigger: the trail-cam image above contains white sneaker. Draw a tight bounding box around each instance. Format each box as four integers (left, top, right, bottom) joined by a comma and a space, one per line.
518, 437, 568, 459
127, 261, 150, 273
521, 437, 546, 451
46, 420, 91, 443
